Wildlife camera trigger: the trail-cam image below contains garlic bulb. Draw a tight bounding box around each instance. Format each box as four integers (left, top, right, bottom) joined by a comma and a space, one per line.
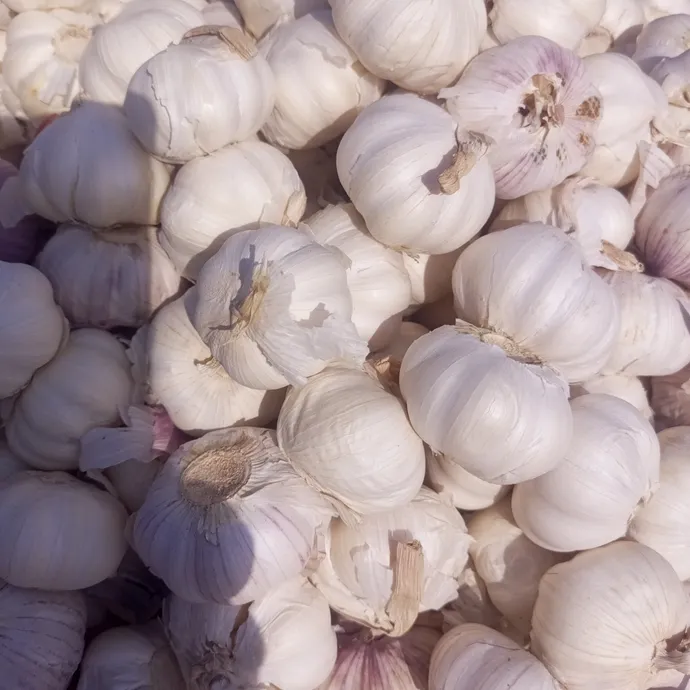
5, 328, 134, 470
4, 0, 83, 9
0, 581, 86, 690
441, 36, 602, 199
375, 321, 429, 361
411, 294, 456, 331
306, 203, 411, 349
277, 363, 426, 515
104, 456, 162, 513
79, 0, 204, 106
329, 0, 486, 94
235, 0, 327, 38
442, 565, 505, 633
131, 427, 333, 604
578, 0, 645, 56
570, 374, 653, 419
78, 622, 185, 690
648, 51, 690, 146
164, 577, 337, 690
400, 324, 573, 484
633, 13, 690, 73
0, 261, 67, 398
312, 488, 471, 632
599, 271, 690, 377
452, 223, 620, 382
20, 102, 172, 228
532, 541, 690, 690
146, 297, 285, 436
404, 249, 463, 308
125, 26, 275, 163
0, 471, 127, 590
37, 223, 182, 328
429, 623, 559, 690
160, 140, 306, 280
202, 0, 242, 26
337, 93, 495, 254
0, 439, 27, 481
651, 363, 690, 429
288, 143, 346, 217
642, 0, 690, 20
186, 225, 367, 390
258, 10, 385, 150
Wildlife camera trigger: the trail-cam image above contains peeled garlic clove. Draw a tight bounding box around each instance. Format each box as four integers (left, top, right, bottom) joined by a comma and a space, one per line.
131, 427, 334, 605
164, 577, 337, 690
633, 13, 690, 73
651, 363, 690, 429
403, 249, 463, 308
235, 0, 328, 39
570, 373, 653, 419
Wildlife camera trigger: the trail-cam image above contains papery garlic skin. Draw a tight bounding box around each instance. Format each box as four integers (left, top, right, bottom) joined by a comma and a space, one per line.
375, 321, 429, 361
147, 297, 285, 436
400, 325, 573, 484
0, 471, 127, 590
0, 581, 86, 690
441, 37, 602, 199
37, 223, 182, 328
165, 577, 337, 690
570, 374, 653, 419
132, 427, 334, 605
235, 0, 328, 38
648, 51, 690, 146
578, 0, 645, 56
160, 140, 306, 280
186, 225, 367, 390
105, 457, 162, 513
651, 363, 690, 429
0, 439, 27, 481
5, 328, 134, 470
403, 249, 463, 308
288, 143, 346, 217
0, 261, 67, 398
202, 0, 242, 26
642, 0, 690, 20
633, 13, 690, 72
337, 93, 495, 254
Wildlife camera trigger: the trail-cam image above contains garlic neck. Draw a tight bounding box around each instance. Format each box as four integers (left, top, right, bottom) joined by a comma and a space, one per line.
382, 540, 425, 638
438, 130, 492, 195
455, 320, 545, 366
519, 73, 566, 132
214, 263, 271, 337
601, 241, 645, 272
655, 629, 690, 675
54, 25, 92, 63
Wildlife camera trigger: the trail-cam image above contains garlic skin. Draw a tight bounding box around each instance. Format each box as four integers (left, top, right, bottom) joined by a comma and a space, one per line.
452, 224, 620, 383
0, 439, 27, 481
651, 363, 690, 429
235, 0, 328, 38
633, 13, 690, 73
441, 37, 602, 199
132, 427, 334, 605
146, 297, 285, 436
186, 225, 367, 390
306, 203, 411, 349
0, 581, 86, 690
105, 457, 162, 513
375, 321, 429, 361
532, 541, 690, 690
288, 143, 346, 217
337, 93, 495, 254
648, 51, 690, 146
160, 140, 306, 280
20, 102, 172, 228
578, 0, 645, 56
259, 11, 384, 151
36, 223, 182, 329
570, 374, 653, 419
5, 328, 134, 470
399, 325, 573, 485
403, 249, 463, 308
430, 623, 559, 690
0, 471, 127, 590
78, 622, 185, 690
125, 27, 275, 163
4, 0, 83, 9
0, 261, 67, 398
164, 577, 337, 690
202, 0, 242, 26
642, 0, 690, 20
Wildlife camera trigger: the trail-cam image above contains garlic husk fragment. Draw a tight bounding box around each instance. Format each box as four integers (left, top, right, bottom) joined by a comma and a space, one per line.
531, 541, 690, 690
337, 92, 495, 254
186, 225, 367, 390
375, 322, 429, 361
131, 427, 334, 604
0, 261, 67, 398
649, 51, 690, 146
5, 328, 134, 470
403, 249, 463, 308
164, 577, 337, 690
633, 13, 690, 73
312, 488, 471, 632
651, 363, 690, 429
160, 140, 306, 280
145, 297, 285, 436
0, 580, 86, 690
202, 0, 242, 27
0, 471, 127, 590
37, 223, 182, 328
452, 223, 620, 383
235, 0, 328, 39
306, 203, 412, 349
440, 36, 602, 199
258, 10, 385, 150
570, 373, 653, 419
78, 622, 186, 690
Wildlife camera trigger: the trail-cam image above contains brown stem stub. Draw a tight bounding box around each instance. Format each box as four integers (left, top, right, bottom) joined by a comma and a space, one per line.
454, 319, 545, 366
384, 540, 424, 637
601, 240, 645, 273
438, 131, 492, 195
183, 25, 257, 60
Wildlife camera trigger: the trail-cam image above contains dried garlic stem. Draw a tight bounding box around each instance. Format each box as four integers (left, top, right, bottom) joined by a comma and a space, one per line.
183, 25, 258, 60
601, 241, 644, 273
454, 320, 545, 366
368, 356, 402, 394
384, 540, 424, 638
438, 131, 492, 195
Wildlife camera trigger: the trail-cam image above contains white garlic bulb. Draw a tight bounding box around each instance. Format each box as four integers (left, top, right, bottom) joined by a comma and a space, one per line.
403, 249, 463, 308
164, 577, 337, 690
277, 363, 426, 515
202, 0, 242, 26
642, 0, 690, 21
258, 10, 384, 150
125, 26, 275, 163
20, 102, 171, 228
0, 471, 127, 590
131, 427, 333, 604
337, 93, 495, 254
0, 261, 67, 398
532, 541, 690, 690
287, 143, 346, 217
146, 297, 285, 436
0, 581, 86, 690
400, 324, 573, 484
306, 203, 411, 349
441, 36, 602, 199
651, 363, 690, 429
160, 140, 306, 280
633, 13, 690, 73
570, 374, 653, 419
648, 51, 690, 146
186, 225, 367, 390
4, 0, 83, 9
5, 328, 134, 470
578, 0, 645, 56
375, 321, 429, 361
442, 565, 505, 633
36, 223, 182, 329
453, 223, 620, 383
235, 0, 328, 38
